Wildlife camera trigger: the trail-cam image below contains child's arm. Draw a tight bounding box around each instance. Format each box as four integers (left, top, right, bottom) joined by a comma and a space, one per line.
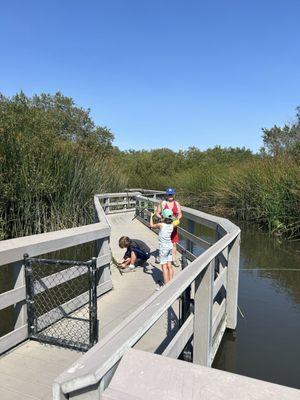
155, 203, 162, 220
150, 213, 162, 229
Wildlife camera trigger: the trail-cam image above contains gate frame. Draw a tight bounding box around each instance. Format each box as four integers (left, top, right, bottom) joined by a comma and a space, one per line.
24, 254, 98, 352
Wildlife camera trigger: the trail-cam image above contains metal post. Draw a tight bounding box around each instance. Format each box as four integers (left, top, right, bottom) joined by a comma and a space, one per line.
24, 254, 35, 338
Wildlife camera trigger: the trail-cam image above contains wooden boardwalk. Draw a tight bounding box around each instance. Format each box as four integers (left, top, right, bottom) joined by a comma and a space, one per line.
0, 212, 180, 399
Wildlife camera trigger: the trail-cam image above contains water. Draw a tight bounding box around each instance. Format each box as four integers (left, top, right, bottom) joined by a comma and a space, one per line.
214, 224, 300, 389
1, 225, 299, 389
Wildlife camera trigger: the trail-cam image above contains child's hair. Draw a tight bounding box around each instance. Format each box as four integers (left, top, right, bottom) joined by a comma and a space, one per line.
119, 236, 131, 248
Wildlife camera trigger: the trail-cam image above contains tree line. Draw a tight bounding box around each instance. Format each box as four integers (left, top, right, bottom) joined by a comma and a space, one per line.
0, 92, 299, 240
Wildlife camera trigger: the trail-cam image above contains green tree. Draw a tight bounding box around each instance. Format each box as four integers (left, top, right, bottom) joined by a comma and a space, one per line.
262, 107, 300, 156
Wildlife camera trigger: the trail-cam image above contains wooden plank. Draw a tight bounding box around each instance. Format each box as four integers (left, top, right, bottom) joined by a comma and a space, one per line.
0, 325, 28, 355
193, 261, 214, 366
212, 299, 226, 338
96, 193, 140, 198
226, 233, 240, 329
211, 318, 227, 363
107, 208, 135, 215
33, 253, 111, 294
55, 231, 238, 395
12, 261, 27, 330
0, 285, 26, 310
176, 243, 197, 261
178, 227, 211, 249
108, 201, 136, 207
101, 349, 300, 400
0, 223, 110, 267
213, 268, 227, 298
162, 314, 194, 359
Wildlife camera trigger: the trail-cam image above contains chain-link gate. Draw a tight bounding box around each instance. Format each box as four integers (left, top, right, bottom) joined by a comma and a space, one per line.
24, 255, 98, 352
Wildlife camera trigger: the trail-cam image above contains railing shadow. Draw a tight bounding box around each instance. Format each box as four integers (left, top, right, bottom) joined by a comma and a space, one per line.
154, 306, 180, 354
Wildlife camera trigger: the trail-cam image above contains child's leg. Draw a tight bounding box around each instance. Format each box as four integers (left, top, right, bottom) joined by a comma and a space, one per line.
129, 250, 137, 266
172, 243, 177, 263
162, 263, 169, 284
167, 261, 174, 280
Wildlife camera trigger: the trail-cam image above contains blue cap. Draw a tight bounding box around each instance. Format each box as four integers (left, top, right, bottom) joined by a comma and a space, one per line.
166, 187, 175, 195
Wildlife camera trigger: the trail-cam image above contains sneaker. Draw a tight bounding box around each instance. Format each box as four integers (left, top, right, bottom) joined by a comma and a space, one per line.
128, 264, 136, 270
172, 260, 180, 267
155, 280, 164, 291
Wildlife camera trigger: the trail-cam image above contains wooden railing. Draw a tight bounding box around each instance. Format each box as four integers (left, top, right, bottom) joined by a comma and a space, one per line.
53, 191, 240, 399
96, 189, 165, 215
0, 196, 112, 355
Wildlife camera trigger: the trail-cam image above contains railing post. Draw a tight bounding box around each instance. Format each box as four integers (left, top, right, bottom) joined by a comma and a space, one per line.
105, 197, 110, 214
226, 233, 240, 329
180, 250, 191, 325
24, 255, 35, 338
193, 260, 214, 366
89, 257, 98, 346
12, 260, 27, 329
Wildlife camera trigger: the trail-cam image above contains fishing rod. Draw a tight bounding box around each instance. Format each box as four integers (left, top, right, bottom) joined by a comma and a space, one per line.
132, 204, 158, 221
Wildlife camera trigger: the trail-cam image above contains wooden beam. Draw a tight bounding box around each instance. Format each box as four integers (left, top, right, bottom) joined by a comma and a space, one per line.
162, 314, 194, 359
0, 324, 27, 355
212, 298, 226, 338
226, 233, 240, 329
178, 227, 211, 249
0, 223, 110, 266
213, 267, 227, 298
0, 285, 26, 310
193, 261, 214, 366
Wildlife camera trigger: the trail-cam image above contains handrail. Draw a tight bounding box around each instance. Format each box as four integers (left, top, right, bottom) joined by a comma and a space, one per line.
53, 230, 238, 396
53, 191, 240, 399
0, 195, 112, 355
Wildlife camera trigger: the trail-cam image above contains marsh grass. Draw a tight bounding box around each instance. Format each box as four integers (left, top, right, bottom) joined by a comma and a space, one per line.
176, 157, 300, 239
0, 137, 126, 239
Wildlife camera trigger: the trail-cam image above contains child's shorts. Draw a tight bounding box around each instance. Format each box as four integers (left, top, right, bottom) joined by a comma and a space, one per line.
159, 245, 173, 264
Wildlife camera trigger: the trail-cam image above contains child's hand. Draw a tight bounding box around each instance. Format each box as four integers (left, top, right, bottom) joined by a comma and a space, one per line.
173, 219, 180, 227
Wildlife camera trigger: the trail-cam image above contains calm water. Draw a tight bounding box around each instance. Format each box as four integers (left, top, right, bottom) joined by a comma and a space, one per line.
213, 224, 300, 389
1, 224, 299, 389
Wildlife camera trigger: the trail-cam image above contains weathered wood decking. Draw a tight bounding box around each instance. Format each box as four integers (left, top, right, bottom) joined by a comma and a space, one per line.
0, 212, 180, 399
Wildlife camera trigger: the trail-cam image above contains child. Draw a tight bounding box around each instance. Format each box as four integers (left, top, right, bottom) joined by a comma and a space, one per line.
150, 209, 179, 286
118, 236, 150, 269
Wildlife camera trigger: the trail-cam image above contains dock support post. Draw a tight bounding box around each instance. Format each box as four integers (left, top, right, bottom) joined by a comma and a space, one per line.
226, 233, 240, 329
193, 260, 214, 366
12, 260, 27, 330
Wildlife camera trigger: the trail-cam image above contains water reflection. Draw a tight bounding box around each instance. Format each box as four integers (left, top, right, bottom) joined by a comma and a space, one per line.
213, 224, 300, 389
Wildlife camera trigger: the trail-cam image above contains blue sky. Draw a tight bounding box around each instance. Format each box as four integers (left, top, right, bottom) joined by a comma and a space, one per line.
1, 1, 299, 152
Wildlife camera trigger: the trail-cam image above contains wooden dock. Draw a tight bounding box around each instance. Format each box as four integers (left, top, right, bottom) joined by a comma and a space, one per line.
0, 211, 181, 399
1, 189, 295, 399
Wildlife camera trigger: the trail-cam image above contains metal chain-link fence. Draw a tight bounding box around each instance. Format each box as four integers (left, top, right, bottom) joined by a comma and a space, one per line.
24, 255, 98, 352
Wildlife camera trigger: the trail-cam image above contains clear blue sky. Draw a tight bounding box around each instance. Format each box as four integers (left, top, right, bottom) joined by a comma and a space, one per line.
1, 1, 299, 152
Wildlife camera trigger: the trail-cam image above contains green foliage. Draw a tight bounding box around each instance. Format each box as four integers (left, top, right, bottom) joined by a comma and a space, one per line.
118, 145, 299, 239
262, 107, 300, 156
0, 92, 126, 239
1, 92, 299, 240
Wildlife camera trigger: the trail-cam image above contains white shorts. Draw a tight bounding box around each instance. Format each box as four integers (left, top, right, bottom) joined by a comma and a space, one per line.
159, 245, 173, 264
